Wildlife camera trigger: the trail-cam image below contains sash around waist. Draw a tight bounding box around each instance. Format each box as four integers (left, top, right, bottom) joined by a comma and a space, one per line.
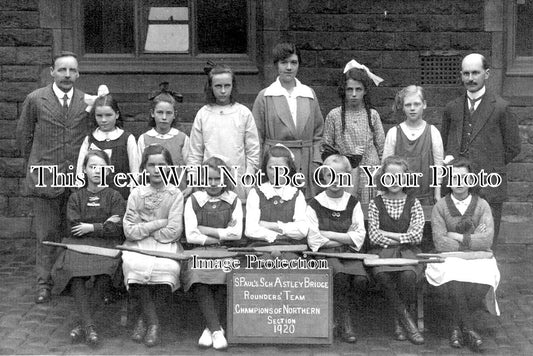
264, 138, 314, 148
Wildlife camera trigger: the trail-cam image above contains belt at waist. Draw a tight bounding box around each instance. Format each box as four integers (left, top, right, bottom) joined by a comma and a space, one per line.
264, 138, 314, 148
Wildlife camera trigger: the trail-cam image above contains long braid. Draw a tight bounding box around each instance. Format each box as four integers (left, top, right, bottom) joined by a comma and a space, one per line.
364, 95, 377, 153
341, 97, 347, 134
364, 96, 374, 136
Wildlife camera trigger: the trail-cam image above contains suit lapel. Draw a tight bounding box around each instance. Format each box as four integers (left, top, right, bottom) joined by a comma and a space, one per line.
70, 88, 87, 117
272, 95, 297, 136
295, 96, 310, 137
470, 92, 495, 143
41, 85, 65, 126
451, 95, 465, 147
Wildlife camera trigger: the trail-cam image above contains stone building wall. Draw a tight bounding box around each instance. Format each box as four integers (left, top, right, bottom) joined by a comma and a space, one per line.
0, 0, 52, 247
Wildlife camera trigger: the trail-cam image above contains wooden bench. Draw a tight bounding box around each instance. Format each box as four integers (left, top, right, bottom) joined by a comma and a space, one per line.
120, 204, 434, 332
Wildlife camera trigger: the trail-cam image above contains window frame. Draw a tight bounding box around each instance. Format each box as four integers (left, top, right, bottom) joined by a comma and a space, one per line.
72, 0, 258, 74
506, 0, 533, 76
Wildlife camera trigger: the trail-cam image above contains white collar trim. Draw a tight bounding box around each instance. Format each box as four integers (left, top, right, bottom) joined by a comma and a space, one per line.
92, 127, 124, 140
259, 182, 298, 200
193, 190, 237, 207
145, 127, 180, 138
264, 77, 314, 98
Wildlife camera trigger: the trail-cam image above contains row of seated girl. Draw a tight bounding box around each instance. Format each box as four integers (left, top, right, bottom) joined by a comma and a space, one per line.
53, 144, 499, 353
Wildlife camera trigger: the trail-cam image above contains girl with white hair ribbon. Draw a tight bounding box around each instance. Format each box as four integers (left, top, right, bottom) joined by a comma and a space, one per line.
322, 60, 385, 204
76, 88, 139, 200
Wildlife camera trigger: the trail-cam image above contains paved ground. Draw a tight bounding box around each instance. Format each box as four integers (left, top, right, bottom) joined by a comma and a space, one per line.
1, 242, 532, 355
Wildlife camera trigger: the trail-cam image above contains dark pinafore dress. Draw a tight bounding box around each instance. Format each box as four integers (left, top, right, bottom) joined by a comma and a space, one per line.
182, 194, 239, 292
308, 195, 367, 277
143, 131, 187, 190
250, 187, 304, 259
51, 188, 125, 295
88, 131, 132, 200
394, 123, 434, 205
368, 195, 423, 280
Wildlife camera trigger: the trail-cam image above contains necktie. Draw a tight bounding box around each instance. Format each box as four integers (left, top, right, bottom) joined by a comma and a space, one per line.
62, 94, 69, 113
468, 96, 482, 115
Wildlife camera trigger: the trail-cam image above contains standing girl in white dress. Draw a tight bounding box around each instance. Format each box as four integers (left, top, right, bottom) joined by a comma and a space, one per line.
187, 64, 260, 202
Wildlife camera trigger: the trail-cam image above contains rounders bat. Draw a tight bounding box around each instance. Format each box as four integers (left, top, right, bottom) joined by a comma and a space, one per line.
42, 241, 120, 258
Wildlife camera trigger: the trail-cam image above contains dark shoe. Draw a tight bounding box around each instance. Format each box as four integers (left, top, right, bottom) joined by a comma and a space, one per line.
399, 308, 424, 345
449, 328, 462, 348
35, 289, 51, 304
85, 325, 99, 346
144, 324, 160, 347
463, 329, 483, 352
69, 324, 85, 344
340, 314, 357, 343
131, 318, 146, 343
394, 318, 407, 341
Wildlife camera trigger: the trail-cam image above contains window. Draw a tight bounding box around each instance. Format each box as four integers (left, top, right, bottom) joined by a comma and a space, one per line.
506, 0, 533, 75
74, 0, 256, 73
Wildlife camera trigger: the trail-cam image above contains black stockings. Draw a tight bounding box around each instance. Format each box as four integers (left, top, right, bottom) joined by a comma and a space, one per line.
71, 274, 111, 326
192, 283, 226, 331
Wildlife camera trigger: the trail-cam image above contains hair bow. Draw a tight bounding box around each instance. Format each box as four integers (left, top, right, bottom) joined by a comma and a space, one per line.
149, 82, 183, 103
84, 84, 110, 112
203, 60, 217, 75
343, 59, 384, 86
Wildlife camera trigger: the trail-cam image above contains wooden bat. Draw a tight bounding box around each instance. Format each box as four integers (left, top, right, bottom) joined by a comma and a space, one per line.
43, 241, 121, 258
303, 251, 380, 260
417, 251, 494, 260
364, 257, 445, 267
228, 244, 308, 253
116, 245, 246, 260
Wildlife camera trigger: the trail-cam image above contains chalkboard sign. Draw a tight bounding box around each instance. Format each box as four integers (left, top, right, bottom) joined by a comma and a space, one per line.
227, 269, 332, 344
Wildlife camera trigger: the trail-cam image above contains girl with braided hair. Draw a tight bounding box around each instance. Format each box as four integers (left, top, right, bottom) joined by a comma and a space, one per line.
322, 60, 385, 203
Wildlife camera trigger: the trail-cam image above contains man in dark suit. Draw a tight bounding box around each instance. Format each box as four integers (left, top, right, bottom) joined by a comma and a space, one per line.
441, 53, 521, 246
16, 51, 89, 303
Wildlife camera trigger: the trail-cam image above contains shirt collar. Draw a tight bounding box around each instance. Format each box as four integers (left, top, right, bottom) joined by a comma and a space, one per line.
451, 193, 472, 208
145, 127, 180, 139
93, 127, 123, 141
52, 82, 73, 101
259, 182, 298, 200
467, 85, 485, 101
193, 190, 237, 207
315, 191, 350, 207
264, 77, 314, 98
